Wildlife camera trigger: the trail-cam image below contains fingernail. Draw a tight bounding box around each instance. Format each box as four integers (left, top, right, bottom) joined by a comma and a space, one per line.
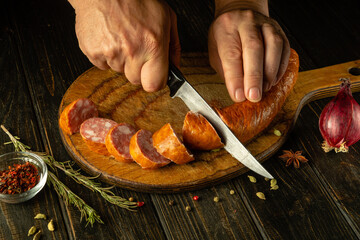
249, 87, 261, 102
235, 88, 245, 102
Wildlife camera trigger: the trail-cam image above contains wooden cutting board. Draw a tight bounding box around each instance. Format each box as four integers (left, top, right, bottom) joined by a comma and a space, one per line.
59, 55, 360, 193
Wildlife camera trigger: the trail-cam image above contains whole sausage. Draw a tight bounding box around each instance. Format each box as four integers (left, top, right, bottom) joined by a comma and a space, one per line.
182, 111, 224, 150
105, 123, 137, 163
59, 98, 98, 135
80, 117, 118, 155
152, 123, 194, 164
129, 129, 171, 169
216, 49, 299, 143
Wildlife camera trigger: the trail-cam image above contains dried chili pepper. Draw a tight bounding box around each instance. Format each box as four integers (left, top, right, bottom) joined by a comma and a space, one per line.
137, 201, 144, 207
0, 162, 39, 194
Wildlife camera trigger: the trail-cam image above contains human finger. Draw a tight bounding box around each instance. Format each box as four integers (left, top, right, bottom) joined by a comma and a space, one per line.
81, 46, 110, 70
275, 33, 290, 85
87, 53, 110, 70
124, 57, 142, 85
215, 28, 245, 102
103, 45, 125, 73
262, 23, 283, 91
90, 58, 110, 70
240, 23, 264, 102
141, 52, 169, 92
208, 26, 225, 81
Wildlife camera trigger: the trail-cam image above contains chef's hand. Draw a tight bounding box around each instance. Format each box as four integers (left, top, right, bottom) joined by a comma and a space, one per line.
208, 0, 290, 102
69, 0, 181, 92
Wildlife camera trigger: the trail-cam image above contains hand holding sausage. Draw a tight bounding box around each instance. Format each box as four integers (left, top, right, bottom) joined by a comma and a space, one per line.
208, 0, 290, 103
69, 0, 181, 92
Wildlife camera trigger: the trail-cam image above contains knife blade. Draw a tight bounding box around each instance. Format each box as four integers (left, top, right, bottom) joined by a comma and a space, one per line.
167, 63, 274, 179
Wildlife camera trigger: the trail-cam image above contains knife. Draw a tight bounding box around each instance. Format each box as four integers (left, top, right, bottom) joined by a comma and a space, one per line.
167, 63, 274, 179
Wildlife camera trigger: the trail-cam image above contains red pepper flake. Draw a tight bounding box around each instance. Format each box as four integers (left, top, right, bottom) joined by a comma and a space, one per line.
0, 162, 39, 194
192, 196, 199, 201
137, 201, 145, 207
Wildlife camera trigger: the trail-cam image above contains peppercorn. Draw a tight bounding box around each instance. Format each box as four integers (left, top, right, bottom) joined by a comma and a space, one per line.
192, 196, 199, 201
185, 206, 191, 211
213, 196, 219, 202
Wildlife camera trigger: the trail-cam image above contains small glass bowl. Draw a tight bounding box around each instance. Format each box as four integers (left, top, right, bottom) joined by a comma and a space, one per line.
0, 151, 48, 204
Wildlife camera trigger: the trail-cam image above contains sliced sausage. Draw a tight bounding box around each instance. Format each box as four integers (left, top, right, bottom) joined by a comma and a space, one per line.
80, 117, 118, 155
59, 98, 98, 135
216, 49, 299, 143
182, 111, 224, 150
152, 123, 194, 164
105, 123, 137, 163
129, 129, 171, 169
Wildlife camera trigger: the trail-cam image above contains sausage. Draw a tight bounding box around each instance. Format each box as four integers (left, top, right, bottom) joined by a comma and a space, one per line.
152, 123, 194, 164
80, 117, 118, 155
129, 129, 171, 169
183, 49, 299, 149
216, 49, 299, 143
59, 98, 98, 135
182, 111, 224, 150
105, 123, 137, 163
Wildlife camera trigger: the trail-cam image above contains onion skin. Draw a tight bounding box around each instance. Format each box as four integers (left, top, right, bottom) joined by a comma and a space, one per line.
319, 78, 360, 152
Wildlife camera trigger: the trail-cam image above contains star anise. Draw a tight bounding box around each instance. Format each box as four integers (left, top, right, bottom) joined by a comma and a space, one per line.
279, 150, 308, 168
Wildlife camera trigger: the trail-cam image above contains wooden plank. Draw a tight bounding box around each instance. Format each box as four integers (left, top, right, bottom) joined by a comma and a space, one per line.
0, 11, 69, 240
150, 183, 264, 239
231, 161, 359, 239
291, 99, 360, 233
270, 0, 360, 66
167, 0, 214, 52
230, 0, 360, 238
270, 0, 360, 236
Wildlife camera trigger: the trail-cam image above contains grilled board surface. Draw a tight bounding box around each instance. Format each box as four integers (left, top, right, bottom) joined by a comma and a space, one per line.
59, 58, 360, 193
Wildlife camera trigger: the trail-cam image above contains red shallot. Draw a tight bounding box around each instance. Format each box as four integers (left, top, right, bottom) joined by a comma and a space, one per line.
319, 78, 360, 152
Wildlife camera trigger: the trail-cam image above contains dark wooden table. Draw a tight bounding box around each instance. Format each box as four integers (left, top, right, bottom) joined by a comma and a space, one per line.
1, 0, 360, 239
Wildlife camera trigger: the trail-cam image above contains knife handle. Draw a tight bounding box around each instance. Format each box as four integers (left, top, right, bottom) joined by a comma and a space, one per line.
168, 63, 186, 97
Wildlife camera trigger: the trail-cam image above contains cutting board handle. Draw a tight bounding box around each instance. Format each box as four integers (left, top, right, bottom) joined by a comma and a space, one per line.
293, 60, 360, 108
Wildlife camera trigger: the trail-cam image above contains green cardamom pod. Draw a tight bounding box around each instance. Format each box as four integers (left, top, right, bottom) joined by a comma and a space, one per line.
48, 219, 55, 232
34, 213, 47, 220
27, 226, 37, 236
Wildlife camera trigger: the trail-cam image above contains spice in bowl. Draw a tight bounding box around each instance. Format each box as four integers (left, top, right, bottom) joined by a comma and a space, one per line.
0, 151, 48, 204
0, 162, 40, 194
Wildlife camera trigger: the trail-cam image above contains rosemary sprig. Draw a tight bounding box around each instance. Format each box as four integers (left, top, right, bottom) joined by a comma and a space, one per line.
35, 153, 137, 211
1, 125, 30, 152
1, 125, 138, 226
48, 171, 103, 227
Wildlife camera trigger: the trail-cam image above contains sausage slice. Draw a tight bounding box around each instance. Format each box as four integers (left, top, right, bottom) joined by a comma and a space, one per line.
80, 117, 118, 155
129, 129, 171, 169
105, 123, 137, 163
182, 111, 224, 150
152, 123, 194, 164
59, 98, 98, 135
